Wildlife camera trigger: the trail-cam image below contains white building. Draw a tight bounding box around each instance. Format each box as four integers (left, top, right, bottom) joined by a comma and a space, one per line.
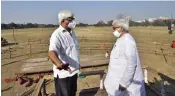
135, 20, 145, 23
159, 16, 169, 20
148, 18, 157, 22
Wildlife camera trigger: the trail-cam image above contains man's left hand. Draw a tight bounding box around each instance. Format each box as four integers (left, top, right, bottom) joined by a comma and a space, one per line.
119, 84, 126, 92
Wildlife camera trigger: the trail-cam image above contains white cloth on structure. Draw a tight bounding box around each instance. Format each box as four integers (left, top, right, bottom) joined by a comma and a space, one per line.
49, 25, 80, 78
104, 33, 146, 96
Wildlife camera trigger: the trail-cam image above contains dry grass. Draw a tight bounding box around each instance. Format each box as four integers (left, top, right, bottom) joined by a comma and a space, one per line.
1, 26, 175, 95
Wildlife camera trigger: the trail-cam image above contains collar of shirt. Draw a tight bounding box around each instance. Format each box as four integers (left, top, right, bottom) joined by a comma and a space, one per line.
59, 25, 73, 34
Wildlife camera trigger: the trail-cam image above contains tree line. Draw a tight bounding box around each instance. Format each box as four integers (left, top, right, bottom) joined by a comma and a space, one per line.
1, 22, 90, 29
94, 19, 175, 27
1, 22, 57, 29
1, 19, 175, 29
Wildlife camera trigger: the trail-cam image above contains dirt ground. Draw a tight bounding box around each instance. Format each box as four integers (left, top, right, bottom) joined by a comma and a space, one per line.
1, 26, 175, 96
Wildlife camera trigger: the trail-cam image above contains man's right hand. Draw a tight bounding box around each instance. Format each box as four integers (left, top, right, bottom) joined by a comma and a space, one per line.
62, 63, 72, 73
56, 63, 63, 70
56, 63, 72, 73
62, 63, 69, 69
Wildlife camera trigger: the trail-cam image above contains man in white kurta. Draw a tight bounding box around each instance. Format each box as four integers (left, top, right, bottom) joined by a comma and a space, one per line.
104, 19, 146, 96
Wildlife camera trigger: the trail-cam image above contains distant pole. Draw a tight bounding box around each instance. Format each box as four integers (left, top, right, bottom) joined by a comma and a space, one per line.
149, 26, 152, 36
12, 27, 17, 44
40, 39, 41, 44
168, 33, 170, 43
29, 44, 31, 57
9, 47, 12, 59
168, 34, 171, 64
171, 14, 173, 24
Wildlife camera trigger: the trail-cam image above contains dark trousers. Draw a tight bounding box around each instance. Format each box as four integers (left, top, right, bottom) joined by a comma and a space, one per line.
54, 74, 77, 96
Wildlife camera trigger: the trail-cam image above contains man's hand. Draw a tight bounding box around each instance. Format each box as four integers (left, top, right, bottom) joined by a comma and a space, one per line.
57, 63, 71, 73
119, 84, 126, 92
62, 63, 69, 69
56, 63, 63, 70
63, 63, 72, 73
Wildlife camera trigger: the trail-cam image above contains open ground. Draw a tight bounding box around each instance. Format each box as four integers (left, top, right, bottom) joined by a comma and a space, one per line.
1, 26, 175, 96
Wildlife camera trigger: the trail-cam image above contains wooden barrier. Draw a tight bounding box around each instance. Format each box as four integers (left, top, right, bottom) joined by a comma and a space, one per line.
79, 70, 105, 89
29, 44, 31, 57
18, 85, 36, 96
9, 47, 12, 58
2, 38, 174, 62
2, 43, 174, 61
143, 67, 168, 96
17, 79, 46, 96
32, 79, 46, 96
3, 43, 174, 61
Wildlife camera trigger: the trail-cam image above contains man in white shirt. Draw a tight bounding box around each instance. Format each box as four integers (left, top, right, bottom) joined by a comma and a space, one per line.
104, 19, 146, 96
48, 10, 80, 96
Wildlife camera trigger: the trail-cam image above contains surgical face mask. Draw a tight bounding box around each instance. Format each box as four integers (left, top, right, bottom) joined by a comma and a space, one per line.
113, 28, 121, 37
68, 21, 76, 29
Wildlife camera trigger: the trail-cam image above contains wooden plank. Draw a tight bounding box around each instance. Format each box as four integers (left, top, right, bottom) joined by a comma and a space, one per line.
79, 70, 105, 76
41, 81, 47, 96
79, 70, 105, 90
145, 83, 162, 96
32, 78, 45, 96
18, 85, 36, 96
80, 56, 108, 62
25, 57, 49, 63
78, 88, 107, 96
95, 89, 107, 96
19, 56, 109, 74
80, 59, 109, 68
20, 65, 52, 74
79, 48, 111, 50
1, 86, 12, 92
78, 87, 99, 94
21, 61, 52, 68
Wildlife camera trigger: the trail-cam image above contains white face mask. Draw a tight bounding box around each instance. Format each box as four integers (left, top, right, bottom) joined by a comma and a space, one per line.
68, 21, 76, 29
113, 28, 121, 37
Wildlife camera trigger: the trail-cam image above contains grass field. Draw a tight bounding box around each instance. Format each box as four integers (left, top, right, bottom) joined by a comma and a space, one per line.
1, 26, 175, 96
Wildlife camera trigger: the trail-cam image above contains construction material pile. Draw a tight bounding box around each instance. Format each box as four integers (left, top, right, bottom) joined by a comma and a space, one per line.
1, 37, 8, 46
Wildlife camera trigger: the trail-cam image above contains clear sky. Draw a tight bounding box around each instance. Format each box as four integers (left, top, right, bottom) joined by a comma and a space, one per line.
1, 1, 175, 24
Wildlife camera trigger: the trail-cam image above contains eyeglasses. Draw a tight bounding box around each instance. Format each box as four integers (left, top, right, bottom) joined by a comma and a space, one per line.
65, 17, 75, 22
113, 27, 120, 30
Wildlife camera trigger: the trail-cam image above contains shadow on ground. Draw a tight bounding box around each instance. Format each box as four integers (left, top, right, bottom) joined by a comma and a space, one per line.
1, 42, 18, 47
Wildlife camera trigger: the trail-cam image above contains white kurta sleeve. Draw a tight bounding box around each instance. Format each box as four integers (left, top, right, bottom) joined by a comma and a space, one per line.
119, 41, 137, 88
49, 34, 61, 55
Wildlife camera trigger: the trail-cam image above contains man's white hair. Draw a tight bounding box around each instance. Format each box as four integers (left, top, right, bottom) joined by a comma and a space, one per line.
112, 19, 129, 31
58, 10, 74, 24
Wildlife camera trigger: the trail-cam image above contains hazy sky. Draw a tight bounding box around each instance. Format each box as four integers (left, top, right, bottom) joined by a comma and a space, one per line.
1, 1, 175, 24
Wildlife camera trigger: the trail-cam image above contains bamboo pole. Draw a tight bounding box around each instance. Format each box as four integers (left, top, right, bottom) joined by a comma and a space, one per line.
28, 44, 31, 57
9, 47, 12, 59
12, 27, 17, 44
